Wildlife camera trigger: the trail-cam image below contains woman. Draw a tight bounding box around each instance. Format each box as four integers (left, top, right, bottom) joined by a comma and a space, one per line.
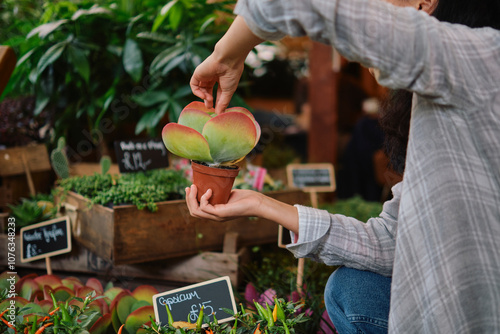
186, 0, 500, 332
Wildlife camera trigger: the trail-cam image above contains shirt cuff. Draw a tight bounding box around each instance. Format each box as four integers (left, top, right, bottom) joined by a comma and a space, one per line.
287, 205, 331, 259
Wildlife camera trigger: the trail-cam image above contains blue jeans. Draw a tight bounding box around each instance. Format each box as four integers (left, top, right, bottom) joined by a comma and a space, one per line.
324, 267, 392, 334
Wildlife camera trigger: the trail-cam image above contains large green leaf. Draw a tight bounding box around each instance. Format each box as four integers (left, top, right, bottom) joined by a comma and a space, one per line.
36, 41, 67, 77
168, 1, 183, 31
71, 6, 111, 20
27, 19, 68, 39
132, 90, 169, 107
161, 54, 185, 76
135, 103, 168, 135
136, 31, 175, 43
152, 0, 178, 32
150, 45, 183, 73
123, 38, 143, 82
34, 94, 50, 116
67, 45, 90, 83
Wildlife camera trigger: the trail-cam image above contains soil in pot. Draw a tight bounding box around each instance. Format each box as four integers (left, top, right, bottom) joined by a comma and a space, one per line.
191, 161, 240, 205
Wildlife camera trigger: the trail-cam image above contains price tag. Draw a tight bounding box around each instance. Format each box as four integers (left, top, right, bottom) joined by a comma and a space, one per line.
114, 138, 169, 173
286, 163, 335, 193
20, 216, 72, 263
153, 276, 237, 326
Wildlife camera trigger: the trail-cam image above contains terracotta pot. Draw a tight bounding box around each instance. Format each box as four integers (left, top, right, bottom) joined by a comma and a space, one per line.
191, 161, 240, 205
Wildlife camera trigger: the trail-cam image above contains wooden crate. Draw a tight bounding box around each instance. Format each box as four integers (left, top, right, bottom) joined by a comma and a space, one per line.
0, 232, 250, 286
0, 144, 54, 210
61, 189, 307, 265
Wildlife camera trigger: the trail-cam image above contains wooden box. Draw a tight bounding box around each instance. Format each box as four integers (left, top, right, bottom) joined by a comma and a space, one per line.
61, 190, 307, 265
0, 144, 53, 210
0, 232, 250, 287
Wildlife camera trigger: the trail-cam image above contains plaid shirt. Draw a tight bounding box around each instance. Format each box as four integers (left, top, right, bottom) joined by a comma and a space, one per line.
235, 0, 500, 332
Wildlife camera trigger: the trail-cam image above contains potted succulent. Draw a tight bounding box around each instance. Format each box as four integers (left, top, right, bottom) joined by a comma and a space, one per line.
162, 101, 261, 205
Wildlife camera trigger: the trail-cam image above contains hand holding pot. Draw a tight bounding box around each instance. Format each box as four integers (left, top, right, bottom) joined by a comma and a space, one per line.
185, 184, 300, 234
185, 185, 262, 222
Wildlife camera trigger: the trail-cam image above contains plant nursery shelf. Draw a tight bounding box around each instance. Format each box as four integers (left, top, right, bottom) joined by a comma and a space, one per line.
61, 189, 307, 265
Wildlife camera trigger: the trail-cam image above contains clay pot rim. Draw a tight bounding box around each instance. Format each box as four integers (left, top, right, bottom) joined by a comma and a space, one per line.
191, 160, 240, 177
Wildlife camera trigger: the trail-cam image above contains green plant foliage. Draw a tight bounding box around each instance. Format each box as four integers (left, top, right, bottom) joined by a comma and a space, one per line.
4, 0, 244, 141
100, 155, 112, 175
320, 196, 384, 222
7, 194, 57, 229
50, 138, 70, 179
57, 168, 191, 211
242, 245, 336, 334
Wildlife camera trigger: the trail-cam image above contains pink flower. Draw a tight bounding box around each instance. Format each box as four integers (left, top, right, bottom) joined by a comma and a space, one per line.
259, 288, 277, 307
245, 283, 260, 306
317, 310, 337, 334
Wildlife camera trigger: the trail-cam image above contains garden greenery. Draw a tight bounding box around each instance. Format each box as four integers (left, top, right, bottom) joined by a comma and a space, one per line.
4, 0, 243, 143
57, 169, 191, 211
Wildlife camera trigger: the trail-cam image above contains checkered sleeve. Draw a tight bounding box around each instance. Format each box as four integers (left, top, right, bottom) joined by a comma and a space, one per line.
287, 182, 402, 277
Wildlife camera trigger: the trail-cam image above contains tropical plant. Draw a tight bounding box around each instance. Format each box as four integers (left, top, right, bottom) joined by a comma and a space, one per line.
162, 102, 261, 167
4, 0, 240, 146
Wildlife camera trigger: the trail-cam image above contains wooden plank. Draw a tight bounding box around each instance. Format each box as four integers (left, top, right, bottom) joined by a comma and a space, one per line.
69, 163, 120, 176
0, 46, 16, 97
0, 144, 51, 176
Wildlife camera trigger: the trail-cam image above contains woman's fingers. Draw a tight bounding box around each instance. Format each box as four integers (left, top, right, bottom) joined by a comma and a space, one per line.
185, 185, 224, 221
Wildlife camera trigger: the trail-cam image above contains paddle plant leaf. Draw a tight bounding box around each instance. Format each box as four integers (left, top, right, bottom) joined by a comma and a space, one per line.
226, 106, 261, 146
162, 102, 260, 166
203, 112, 257, 164
162, 123, 213, 162
178, 102, 213, 134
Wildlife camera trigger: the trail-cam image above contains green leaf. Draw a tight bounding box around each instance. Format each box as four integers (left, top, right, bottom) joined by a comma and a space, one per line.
136, 32, 175, 43
78, 310, 101, 329
16, 49, 36, 68
150, 45, 184, 73
152, 0, 178, 32
36, 41, 67, 77
172, 84, 192, 99
123, 38, 143, 82
71, 6, 111, 20
132, 90, 169, 107
34, 94, 50, 116
135, 105, 168, 135
199, 16, 216, 34
27, 19, 68, 39
67, 45, 90, 83
161, 54, 185, 76
169, 2, 183, 31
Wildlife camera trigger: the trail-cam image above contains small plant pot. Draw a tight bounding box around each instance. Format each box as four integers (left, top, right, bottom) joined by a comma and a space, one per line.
191, 161, 240, 205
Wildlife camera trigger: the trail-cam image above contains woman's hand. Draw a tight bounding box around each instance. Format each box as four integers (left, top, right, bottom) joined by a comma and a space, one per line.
185, 185, 262, 221
190, 16, 264, 114
190, 53, 245, 115
185, 184, 300, 234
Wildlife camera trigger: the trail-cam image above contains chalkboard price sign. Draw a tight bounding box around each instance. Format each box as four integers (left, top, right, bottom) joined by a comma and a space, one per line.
153, 276, 237, 326
20, 216, 72, 263
114, 138, 169, 173
287, 163, 335, 192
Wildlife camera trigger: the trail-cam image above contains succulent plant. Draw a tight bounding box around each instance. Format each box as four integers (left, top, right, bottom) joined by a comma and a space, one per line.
162, 102, 261, 167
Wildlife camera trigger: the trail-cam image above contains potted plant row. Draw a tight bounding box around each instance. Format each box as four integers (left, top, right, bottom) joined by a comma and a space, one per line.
0, 272, 312, 334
